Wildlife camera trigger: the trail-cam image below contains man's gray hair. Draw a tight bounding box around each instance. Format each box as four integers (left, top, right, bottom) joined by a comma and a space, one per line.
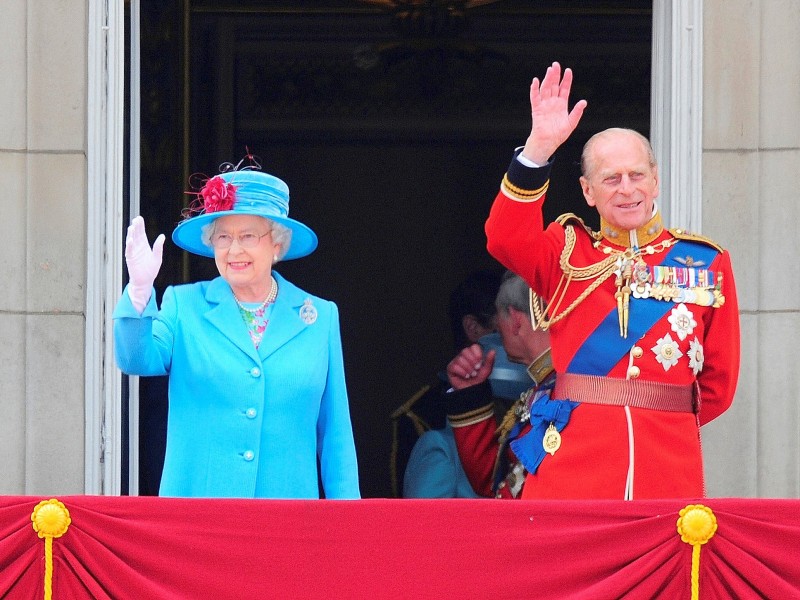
580, 127, 657, 178
495, 271, 530, 317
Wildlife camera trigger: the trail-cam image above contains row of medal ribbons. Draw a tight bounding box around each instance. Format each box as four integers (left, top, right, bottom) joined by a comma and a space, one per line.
631, 265, 723, 307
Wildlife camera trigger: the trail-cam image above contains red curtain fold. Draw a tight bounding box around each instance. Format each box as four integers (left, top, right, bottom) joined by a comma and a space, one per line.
697, 505, 800, 598
1, 496, 799, 599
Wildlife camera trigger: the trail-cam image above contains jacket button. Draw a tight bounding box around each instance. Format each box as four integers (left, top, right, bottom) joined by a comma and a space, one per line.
243, 450, 255, 461
627, 366, 641, 379
250, 367, 261, 377
245, 408, 257, 419
631, 346, 643, 359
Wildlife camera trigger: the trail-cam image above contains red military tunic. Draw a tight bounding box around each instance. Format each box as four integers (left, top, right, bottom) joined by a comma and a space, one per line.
485, 154, 740, 500
448, 354, 556, 499
446, 386, 508, 497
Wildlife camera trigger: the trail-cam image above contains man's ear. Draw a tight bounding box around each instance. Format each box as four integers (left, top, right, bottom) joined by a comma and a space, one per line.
580, 175, 596, 207
507, 307, 525, 335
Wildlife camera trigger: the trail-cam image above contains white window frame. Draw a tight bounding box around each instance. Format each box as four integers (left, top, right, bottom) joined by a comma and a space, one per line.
83, 0, 703, 495
651, 0, 704, 232
85, 0, 129, 495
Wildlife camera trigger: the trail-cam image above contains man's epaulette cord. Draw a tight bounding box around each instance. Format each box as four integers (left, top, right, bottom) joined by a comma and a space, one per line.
669, 228, 724, 253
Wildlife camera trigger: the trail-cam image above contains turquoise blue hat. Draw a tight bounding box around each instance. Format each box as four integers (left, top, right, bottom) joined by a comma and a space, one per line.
172, 170, 318, 260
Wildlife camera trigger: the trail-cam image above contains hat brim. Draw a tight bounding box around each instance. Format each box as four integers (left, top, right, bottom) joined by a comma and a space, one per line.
171, 211, 318, 260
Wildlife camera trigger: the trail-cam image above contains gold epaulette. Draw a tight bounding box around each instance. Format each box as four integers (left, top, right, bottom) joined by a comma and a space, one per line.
669, 228, 724, 253
555, 213, 602, 241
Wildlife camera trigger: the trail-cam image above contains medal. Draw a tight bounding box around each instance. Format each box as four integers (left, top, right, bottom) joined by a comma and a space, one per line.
299, 298, 318, 324
542, 422, 562, 456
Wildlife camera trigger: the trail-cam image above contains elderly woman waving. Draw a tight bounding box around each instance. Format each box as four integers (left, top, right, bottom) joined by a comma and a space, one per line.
113, 164, 360, 499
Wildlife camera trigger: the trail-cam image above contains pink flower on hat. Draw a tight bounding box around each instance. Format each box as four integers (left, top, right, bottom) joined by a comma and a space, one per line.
200, 176, 236, 213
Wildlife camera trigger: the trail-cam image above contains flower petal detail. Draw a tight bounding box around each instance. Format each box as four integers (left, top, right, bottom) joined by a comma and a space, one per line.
668, 303, 697, 341
652, 333, 683, 371
688, 337, 704, 375
200, 176, 237, 213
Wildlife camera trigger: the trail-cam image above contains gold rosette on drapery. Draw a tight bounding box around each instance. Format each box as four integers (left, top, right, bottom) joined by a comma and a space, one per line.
677, 503, 718, 600
31, 499, 72, 600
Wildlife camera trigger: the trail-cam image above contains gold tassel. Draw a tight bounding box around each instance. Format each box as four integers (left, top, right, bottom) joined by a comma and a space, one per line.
677, 504, 718, 600
31, 499, 72, 600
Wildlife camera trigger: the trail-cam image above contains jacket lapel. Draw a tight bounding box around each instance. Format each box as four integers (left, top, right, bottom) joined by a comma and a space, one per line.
202, 273, 312, 364
203, 277, 261, 364
257, 272, 309, 362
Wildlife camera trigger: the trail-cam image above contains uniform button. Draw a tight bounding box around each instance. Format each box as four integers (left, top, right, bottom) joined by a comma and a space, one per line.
627, 366, 641, 379
245, 408, 257, 419
250, 367, 261, 377
631, 346, 643, 359
243, 450, 255, 462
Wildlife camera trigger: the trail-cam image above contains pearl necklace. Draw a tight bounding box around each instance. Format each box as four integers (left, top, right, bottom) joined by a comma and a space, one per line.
233, 276, 278, 313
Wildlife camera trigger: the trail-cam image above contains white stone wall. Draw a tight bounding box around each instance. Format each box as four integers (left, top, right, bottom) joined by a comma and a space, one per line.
701, 0, 800, 498
0, 0, 87, 495
0, 1, 797, 498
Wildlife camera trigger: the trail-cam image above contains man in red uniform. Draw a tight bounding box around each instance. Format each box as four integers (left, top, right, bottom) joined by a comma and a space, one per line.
446, 271, 554, 499
483, 62, 740, 500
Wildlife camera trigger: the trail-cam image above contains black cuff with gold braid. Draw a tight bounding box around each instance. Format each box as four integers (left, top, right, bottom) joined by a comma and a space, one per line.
501, 149, 553, 202
448, 402, 495, 429
445, 380, 494, 426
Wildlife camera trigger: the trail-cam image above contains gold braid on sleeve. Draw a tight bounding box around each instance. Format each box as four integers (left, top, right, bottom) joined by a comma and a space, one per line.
501, 174, 549, 202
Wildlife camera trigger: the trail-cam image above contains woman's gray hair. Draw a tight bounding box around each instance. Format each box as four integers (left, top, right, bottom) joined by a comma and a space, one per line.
495, 271, 530, 316
201, 217, 293, 262
269, 221, 292, 261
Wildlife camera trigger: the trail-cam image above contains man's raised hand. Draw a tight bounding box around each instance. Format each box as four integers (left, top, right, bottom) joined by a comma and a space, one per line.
521, 62, 588, 165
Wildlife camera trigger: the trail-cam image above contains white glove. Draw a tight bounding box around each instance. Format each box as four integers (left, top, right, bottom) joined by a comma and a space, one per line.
125, 216, 165, 313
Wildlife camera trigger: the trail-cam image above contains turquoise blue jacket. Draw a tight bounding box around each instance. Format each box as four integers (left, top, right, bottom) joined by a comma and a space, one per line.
403, 424, 479, 499
113, 271, 360, 499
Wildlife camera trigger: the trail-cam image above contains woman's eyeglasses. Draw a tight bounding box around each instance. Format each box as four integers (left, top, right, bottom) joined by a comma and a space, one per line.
210, 231, 270, 249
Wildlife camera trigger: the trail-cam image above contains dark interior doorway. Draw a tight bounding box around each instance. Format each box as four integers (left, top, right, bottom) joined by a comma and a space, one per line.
132, 0, 651, 497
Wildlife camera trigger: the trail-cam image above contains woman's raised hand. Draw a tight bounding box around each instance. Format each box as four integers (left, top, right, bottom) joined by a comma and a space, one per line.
124, 216, 165, 313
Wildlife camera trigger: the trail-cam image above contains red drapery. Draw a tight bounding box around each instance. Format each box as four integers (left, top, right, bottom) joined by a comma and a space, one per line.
2, 496, 799, 599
